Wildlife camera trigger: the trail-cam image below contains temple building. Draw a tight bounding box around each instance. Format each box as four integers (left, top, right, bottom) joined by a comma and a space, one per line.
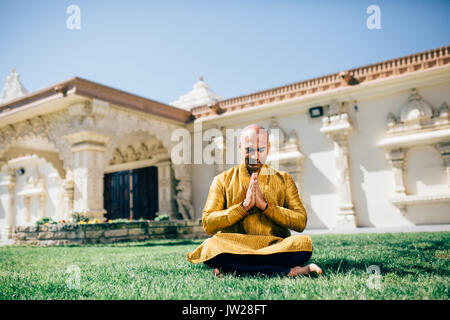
1, 46, 449, 240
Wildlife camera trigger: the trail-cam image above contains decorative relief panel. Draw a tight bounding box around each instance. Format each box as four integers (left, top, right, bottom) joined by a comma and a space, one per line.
377, 88, 450, 214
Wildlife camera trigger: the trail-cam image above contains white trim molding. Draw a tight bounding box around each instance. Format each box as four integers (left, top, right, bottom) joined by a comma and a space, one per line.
378, 88, 450, 215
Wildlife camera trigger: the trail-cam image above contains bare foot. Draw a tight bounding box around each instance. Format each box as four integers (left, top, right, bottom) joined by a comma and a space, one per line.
212, 268, 223, 278
287, 263, 322, 277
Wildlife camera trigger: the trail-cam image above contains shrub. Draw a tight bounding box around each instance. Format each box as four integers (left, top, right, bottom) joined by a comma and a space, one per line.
70, 212, 89, 223
155, 214, 170, 221
35, 217, 57, 225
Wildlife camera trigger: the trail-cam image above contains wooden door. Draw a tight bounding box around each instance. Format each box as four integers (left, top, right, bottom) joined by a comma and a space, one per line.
131, 166, 158, 220
104, 170, 130, 220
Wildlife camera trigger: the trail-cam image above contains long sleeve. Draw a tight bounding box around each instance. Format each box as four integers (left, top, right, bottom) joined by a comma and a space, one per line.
261, 174, 307, 233
202, 175, 248, 235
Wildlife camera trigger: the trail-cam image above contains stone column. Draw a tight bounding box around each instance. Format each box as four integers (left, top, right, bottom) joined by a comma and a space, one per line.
435, 142, 450, 187
321, 105, 356, 229
0, 170, 16, 239
24, 196, 31, 222
385, 149, 407, 195
63, 131, 110, 221
333, 135, 356, 227
62, 170, 75, 220
155, 160, 176, 216
385, 148, 408, 215
39, 188, 47, 218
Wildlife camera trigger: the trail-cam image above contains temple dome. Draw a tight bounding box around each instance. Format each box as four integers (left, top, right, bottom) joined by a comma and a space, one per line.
0, 68, 28, 104
170, 75, 223, 111
399, 88, 433, 123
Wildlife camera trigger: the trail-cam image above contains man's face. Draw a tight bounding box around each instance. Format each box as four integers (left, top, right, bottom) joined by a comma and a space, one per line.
238, 129, 270, 171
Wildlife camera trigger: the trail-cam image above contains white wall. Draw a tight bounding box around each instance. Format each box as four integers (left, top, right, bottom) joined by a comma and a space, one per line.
190, 82, 450, 229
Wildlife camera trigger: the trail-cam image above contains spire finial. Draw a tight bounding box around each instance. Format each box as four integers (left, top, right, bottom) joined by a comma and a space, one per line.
0, 67, 28, 103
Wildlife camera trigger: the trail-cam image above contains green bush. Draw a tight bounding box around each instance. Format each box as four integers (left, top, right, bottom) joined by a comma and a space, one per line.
70, 212, 89, 223
35, 217, 57, 225
155, 214, 170, 221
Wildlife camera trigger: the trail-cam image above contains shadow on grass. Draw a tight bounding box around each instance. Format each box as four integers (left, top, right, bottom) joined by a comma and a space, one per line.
313, 257, 449, 277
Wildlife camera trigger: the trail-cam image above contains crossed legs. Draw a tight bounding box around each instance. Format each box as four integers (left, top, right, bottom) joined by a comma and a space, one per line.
204, 251, 322, 277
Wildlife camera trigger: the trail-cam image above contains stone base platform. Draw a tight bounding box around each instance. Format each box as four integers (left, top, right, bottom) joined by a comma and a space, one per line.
13, 220, 207, 246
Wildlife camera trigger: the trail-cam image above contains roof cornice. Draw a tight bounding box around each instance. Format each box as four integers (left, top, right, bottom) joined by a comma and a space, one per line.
191, 45, 450, 119
0, 77, 193, 124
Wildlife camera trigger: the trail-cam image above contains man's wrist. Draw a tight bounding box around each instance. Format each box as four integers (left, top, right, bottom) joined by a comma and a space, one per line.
260, 202, 268, 211
241, 202, 250, 211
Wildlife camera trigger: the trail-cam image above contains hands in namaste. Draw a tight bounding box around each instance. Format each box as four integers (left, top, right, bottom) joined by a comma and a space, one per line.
242, 172, 268, 212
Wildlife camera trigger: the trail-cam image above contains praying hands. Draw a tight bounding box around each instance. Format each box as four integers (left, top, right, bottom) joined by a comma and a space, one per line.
241, 172, 268, 212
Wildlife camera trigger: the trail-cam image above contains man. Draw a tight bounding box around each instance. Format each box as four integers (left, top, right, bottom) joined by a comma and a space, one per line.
186, 124, 322, 277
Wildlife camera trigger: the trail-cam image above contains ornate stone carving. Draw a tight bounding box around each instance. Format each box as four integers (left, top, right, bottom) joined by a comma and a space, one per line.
266, 118, 305, 192
385, 89, 447, 134
320, 101, 356, 228
175, 180, 194, 220
385, 149, 407, 195
0, 68, 28, 104
0, 98, 192, 221
0, 168, 17, 238
109, 141, 169, 165
377, 89, 450, 215
436, 102, 449, 126
435, 142, 450, 187
63, 130, 111, 220
0, 111, 73, 173
398, 88, 433, 129
170, 75, 223, 111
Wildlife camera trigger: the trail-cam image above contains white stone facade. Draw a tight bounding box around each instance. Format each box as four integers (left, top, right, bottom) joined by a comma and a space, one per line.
1, 46, 449, 240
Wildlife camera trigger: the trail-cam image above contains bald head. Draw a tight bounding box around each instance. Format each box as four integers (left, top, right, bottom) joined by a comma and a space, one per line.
238, 124, 271, 173
240, 124, 269, 144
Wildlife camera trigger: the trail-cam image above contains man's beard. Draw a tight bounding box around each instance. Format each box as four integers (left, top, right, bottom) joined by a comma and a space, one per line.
246, 159, 262, 172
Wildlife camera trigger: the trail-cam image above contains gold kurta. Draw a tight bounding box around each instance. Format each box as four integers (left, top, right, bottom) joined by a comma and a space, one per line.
186, 162, 313, 264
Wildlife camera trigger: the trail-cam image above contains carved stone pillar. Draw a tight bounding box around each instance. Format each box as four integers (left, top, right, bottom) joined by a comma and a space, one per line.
435, 142, 450, 187
154, 160, 176, 216
385, 149, 407, 195
63, 131, 110, 221
63, 170, 75, 220
21, 176, 47, 220
321, 102, 356, 228
0, 170, 16, 239
40, 190, 47, 218
24, 196, 31, 222
333, 135, 356, 227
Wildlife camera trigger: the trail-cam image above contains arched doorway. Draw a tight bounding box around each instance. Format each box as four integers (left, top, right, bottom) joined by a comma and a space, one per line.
103, 130, 171, 220
104, 166, 158, 220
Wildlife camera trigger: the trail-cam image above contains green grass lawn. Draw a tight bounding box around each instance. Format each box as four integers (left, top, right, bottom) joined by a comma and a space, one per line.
0, 232, 448, 300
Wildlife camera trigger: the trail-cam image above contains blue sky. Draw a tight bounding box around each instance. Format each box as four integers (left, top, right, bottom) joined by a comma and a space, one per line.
0, 0, 449, 105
